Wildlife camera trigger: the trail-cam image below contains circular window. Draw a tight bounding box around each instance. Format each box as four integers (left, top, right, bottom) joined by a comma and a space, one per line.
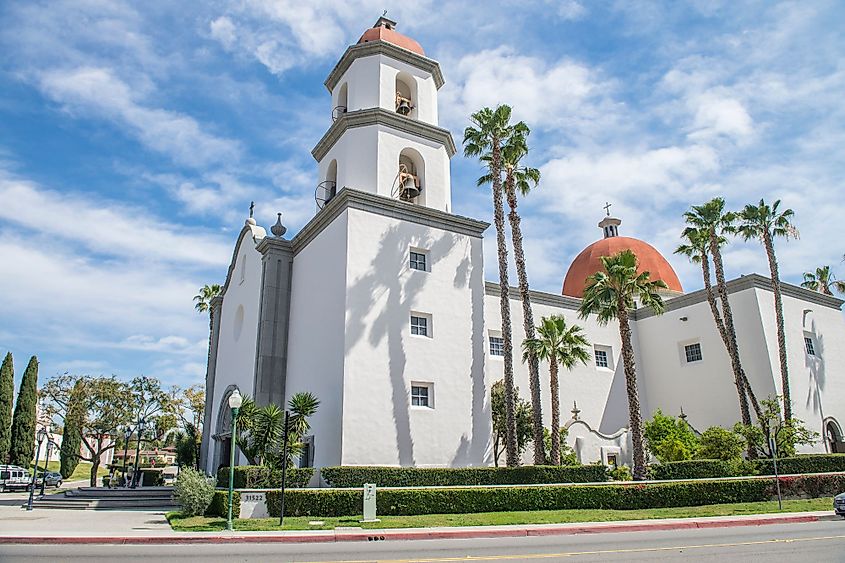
233, 305, 244, 341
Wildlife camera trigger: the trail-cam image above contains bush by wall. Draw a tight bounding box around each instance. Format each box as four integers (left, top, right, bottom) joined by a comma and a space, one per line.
174, 467, 215, 517
205, 490, 241, 517
753, 454, 845, 476
215, 465, 314, 489
319, 465, 608, 488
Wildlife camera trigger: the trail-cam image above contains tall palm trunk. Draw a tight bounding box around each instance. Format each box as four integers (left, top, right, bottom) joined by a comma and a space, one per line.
491, 143, 518, 467
548, 357, 560, 465
701, 255, 762, 419
504, 173, 544, 465
764, 232, 791, 422
708, 228, 753, 429
616, 303, 646, 480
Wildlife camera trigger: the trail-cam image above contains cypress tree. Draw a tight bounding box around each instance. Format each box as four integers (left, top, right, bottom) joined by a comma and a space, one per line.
60, 380, 85, 478
9, 356, 38, 467
0, 352, 14, 463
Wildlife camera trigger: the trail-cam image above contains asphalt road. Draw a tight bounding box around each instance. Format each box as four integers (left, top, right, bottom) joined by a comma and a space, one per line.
2, 520, 844, 562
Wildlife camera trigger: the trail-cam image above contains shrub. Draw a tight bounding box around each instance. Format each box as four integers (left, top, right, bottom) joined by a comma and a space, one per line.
205, 490, 242, 517
649, 459, 745, 480
319, 465, 608, 488
643, 409, 699, 462
263, 477, 799, 517
753, 454, 845, 476
609, 464, 632, 481
174, 467, 215, 516
215, 465, 314, 489
696, 426, 745, 461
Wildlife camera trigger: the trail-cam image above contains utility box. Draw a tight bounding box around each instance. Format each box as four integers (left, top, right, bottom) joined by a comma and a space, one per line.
362, 483, 379, 522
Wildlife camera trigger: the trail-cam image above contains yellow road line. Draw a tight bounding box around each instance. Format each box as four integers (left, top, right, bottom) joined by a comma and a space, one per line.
299, 533, 845, 563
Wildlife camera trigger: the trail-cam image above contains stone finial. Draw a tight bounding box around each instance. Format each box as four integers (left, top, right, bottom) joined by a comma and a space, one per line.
271, 213, 287, 238
571, 401, 581, 420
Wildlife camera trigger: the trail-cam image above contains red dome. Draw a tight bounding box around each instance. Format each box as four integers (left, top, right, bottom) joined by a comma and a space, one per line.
562, 236, 683, 298
357, 19, 425, 56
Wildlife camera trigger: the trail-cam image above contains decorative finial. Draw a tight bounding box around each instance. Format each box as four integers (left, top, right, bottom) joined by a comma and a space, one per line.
603, 201, 612, 217
271, 213, 287, 238
571, 401, 580, 420
249, 201, 255, 219
679, 406, 688, 422
383, 9, 388, 17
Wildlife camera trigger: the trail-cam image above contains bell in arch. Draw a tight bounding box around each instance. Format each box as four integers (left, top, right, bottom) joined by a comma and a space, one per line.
397, 163, 421, 200
395, 93, 413, 116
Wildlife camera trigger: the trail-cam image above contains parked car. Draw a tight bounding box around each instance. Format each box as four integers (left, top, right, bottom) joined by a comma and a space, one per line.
835, 492, 845, 518
0, 465, 32, 492
37, 471, 63, 488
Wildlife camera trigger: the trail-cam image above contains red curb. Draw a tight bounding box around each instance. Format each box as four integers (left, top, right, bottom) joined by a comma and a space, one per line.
0, 514, 822, 545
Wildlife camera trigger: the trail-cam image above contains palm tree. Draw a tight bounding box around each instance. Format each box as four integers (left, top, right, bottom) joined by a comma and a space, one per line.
682, 199, 753, 431
522, 316, 590, 465
736, 199, 799, 422
464, 105, 519, 467
480, 122, 545, 464
802, 266, 845, 296
675, 228, 762, 419
578, 250, 666, 480
194, 284, 222, 374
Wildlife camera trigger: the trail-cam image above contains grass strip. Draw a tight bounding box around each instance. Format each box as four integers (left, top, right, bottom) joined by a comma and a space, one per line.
167, 497, 834, 532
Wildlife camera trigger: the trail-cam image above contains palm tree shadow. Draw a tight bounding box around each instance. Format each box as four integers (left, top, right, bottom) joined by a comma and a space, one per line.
804, 319, 826, 419
345, 223, 462, 466
598, 360, 631, 435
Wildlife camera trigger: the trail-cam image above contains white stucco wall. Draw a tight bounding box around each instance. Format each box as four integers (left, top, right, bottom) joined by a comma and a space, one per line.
340, 207, 491, 467
286, 211, 350, 469
206, 227, 264, 473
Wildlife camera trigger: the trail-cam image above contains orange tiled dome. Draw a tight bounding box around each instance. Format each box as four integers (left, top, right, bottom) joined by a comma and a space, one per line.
562, 236, 683, 298
358, 17, 425, 56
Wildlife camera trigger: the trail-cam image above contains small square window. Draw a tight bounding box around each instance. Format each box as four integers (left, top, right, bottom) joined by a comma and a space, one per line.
410, 251, 427, 272
411, 384, 431, 407
595, 349, 608, 368
684, 343, 703, 363
489, 336, 504, 356
411, 315, 429, 337
805, 336, 816, 356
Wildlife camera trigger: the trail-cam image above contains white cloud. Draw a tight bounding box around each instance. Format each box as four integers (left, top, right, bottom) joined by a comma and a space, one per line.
0, 174, 231, 266
209, 16, 237, 50
37, 67, 241, 168
552, 0, 587, 21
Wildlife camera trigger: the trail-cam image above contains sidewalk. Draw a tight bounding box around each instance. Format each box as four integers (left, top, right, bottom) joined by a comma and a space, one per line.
0, 504, 837, 545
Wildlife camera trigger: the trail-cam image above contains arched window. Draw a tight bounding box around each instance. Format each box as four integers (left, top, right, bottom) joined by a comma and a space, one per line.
317, 159, 338, 209
395, 73, 417, 119
396, 148, 425, 204
333, 83, 348, 121
825, 418, 844, 453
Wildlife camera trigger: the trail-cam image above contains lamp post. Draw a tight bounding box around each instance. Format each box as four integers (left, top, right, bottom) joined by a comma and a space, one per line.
770, 421, 783, 511
26, 426, 49, 511
278, 410, 290, 527
40, 433, 54, 496
122, 426, 132, 487
130, 417, 146, 489
226, 389, 243, 531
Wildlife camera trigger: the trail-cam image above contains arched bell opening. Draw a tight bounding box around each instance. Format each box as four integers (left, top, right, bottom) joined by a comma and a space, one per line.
395, 148, 425, 205
316, 159, 338, 210
395, 72, 417, 119
333, 82, 348, 121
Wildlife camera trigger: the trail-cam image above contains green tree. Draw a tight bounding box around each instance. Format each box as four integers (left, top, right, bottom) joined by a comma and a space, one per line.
683, 199, 755, 432
736, 199, 799, 422
490, 380, 534, 467
542, 426, 577, 466
9, 356, 38, 467
522, 315, 590, 465
696, 426, 745, 461
59, 380, 85, 479
171, 384, 204, 469
733, 396, 817, 458
464, 104, 519, 466
235, 392, 319, 469
801, 265, 845, 296
578, 250, 666, 480
0, 352, 14, 463
643, 409, 699, 462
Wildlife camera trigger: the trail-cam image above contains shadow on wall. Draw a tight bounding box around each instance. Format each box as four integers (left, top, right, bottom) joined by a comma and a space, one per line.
804, 316, 826, 419
346, 223, 484, 466
598, 358, 632, 435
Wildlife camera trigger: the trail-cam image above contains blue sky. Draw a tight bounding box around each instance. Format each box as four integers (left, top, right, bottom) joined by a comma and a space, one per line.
1, 1, 843, 388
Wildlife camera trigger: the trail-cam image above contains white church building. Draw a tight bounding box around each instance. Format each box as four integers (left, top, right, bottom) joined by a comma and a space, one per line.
200, 18, 845, 474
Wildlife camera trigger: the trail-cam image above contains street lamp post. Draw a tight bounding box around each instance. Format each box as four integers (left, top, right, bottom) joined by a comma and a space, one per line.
122, 426, 132, 487
770, 421, 784, 511
26, 426, 49, 511
130, 417, 146, 489
226, 389, 243, 532
39, 434, 54, 496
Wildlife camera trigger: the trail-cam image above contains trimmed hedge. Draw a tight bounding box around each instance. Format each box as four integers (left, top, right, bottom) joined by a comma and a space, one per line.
215, 465, 314, 489
649, 460, 741, 480
754, 454, 845, 476
205, 490, 241, 517
319, 465, 608, 488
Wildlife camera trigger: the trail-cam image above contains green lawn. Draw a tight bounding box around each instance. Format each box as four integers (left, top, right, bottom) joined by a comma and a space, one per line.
167, 497, 835, 532
32, 461, 108, 482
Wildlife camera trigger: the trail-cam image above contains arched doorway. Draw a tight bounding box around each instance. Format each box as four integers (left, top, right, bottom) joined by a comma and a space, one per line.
213, 386, 239, 472
825, 418, 844, 453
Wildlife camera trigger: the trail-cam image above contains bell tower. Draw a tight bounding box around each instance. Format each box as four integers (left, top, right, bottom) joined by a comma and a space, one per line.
311, 17, 456, 212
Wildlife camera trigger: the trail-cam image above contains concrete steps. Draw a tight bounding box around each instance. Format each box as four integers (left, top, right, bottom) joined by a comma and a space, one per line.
31, 486, 179, 510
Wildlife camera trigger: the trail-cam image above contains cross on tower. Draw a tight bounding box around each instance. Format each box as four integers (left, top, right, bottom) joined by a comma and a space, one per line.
603, 202, 612, 217
249, 201, 255, 219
